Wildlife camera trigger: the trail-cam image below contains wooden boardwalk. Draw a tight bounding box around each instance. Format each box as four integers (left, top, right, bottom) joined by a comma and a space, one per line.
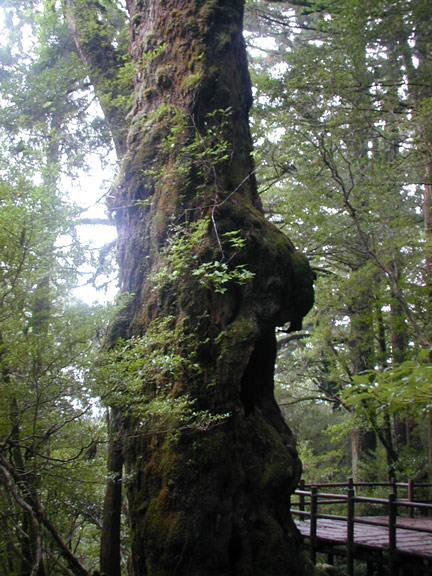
295, 516, 432, 558
291, 480, 432, 575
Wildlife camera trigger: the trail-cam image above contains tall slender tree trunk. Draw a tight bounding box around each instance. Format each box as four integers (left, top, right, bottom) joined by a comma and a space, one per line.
347, 268, 376, 481
104, 1, 315, 575
100, 408, 123, 576
424, 161, 432, 486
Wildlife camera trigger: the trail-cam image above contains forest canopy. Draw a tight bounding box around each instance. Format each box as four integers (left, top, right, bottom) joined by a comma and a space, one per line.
246, 0, 432, 484
0, 1, 431, 575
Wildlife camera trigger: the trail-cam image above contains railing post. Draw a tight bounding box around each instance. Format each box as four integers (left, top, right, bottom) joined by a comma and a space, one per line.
391, 477, 397, 497
310, 486, 318, 565
408, 479, 414, 519
299, 478, 305, 521
347, 483, 355, 576
388, 492, 398, 576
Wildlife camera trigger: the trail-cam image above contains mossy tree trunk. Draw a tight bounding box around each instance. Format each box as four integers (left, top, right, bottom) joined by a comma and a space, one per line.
106, 1, 315, 574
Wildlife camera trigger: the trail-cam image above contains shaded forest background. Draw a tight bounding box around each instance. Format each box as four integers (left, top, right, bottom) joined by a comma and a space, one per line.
0, 0, 431, 574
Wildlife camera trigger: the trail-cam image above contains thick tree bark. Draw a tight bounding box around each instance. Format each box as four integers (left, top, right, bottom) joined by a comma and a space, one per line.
103, 1, 315, 575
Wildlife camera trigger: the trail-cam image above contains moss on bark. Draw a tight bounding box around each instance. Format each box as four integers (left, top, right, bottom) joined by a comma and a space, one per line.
111, 1, 315, 574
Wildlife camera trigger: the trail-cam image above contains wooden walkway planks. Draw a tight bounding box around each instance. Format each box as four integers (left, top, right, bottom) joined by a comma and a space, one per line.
292, 480, 432, 573
294, 516, 432, 559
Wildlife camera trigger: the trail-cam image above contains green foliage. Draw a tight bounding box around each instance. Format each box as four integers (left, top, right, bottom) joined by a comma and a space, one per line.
0, 0, 117, 172
154, 105, 234, 198
151, 217, 254, 294
247, 0, 432, 483
276, 339, 350, 483
192, 259, 254, 293
298, 441, 349, 485
0, 153, 110, 573
108, 54, 135, 110
140, 42, 167, 63
345, 350, 432, 417
0, 3, 120, 571
98, 315, 230, 437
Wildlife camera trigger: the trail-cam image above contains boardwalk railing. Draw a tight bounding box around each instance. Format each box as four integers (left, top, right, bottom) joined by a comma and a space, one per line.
291, 478, 432, 575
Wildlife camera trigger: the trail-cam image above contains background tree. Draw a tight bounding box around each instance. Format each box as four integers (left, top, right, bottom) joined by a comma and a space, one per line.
0, 4, 116, 574
246, 0, 432, 482
0, 133, 108, 576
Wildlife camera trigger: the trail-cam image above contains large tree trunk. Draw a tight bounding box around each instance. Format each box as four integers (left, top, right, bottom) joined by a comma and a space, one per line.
108, 1, 314, 574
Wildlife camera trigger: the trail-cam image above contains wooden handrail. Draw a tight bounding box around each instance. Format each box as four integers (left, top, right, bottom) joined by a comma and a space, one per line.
292, 490, 432, 518
293, 478, 432, 506
291, 478, 432, 576
300, 480, 432, 488
293, 493, 432, 511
